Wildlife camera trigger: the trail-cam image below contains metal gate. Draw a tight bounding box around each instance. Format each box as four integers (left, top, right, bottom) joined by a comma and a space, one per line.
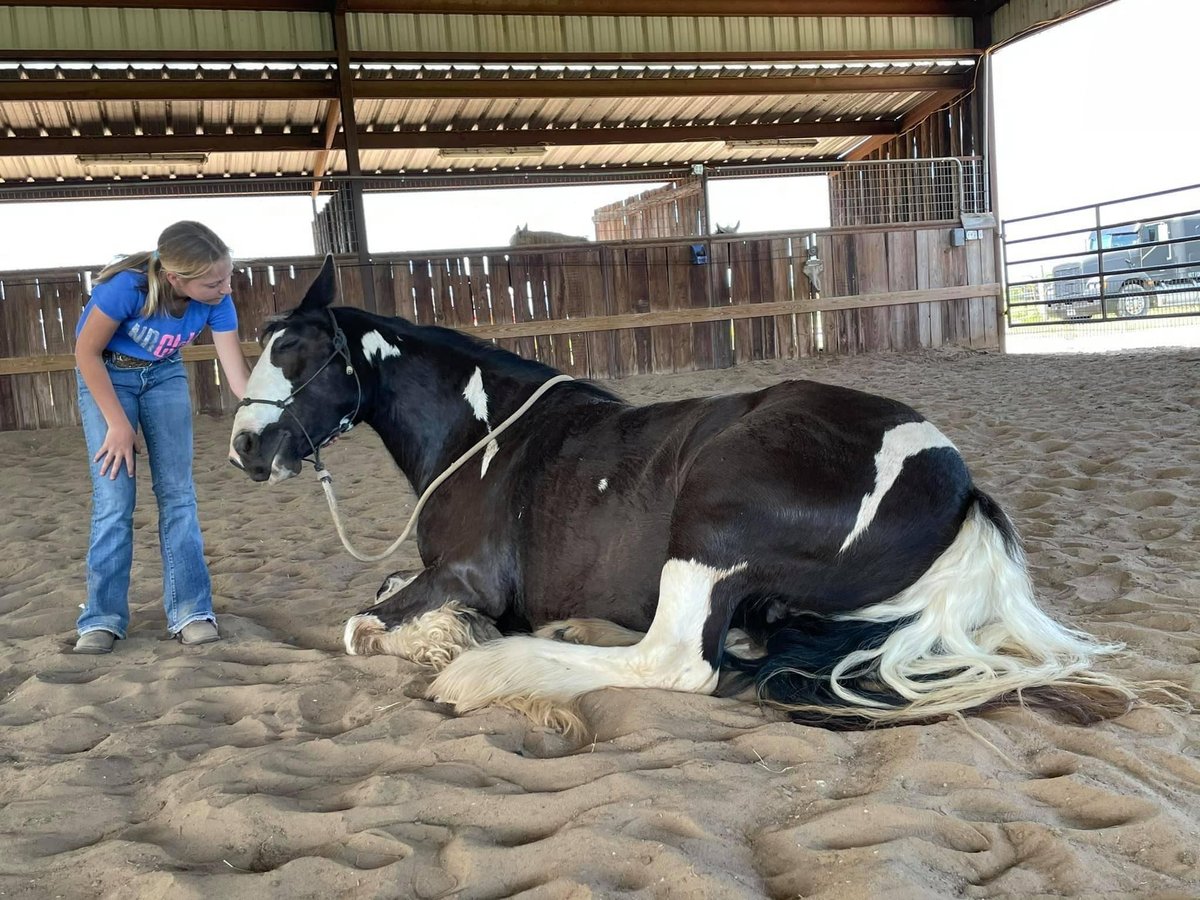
1003, 183, 1200, 330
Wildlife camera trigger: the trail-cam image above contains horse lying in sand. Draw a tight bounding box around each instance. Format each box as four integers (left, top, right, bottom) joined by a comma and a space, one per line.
229, 257, 1140, 732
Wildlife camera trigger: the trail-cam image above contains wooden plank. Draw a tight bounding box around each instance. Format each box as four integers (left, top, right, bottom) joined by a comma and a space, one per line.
646, 246, 674, 373
965, 237, 986, 348
8, 280, 54, 428
625, 247, 653, 374
233, 267, 277, 340
729, 240, 754, 364
1, 285, 1001, 376
915, 229, 933, 348
390, 259, 416, 319
854, 231, 891, 355
39, 279, 81, 428
663, 244, 692, 373
508, 253, 543, 363
769, 238, 796, 359
687, 241, 716, 371
483, 254, 521, 358
886, 231, 920, 351
558, 248, 596, 378
585, 246, 618, 379
409, 259, 437, 327
544, 251, 574, 374
981, 232, 1000, 349
709, 241, 734, 369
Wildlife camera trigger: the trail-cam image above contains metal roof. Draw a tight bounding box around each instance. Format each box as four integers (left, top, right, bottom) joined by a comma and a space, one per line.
0, 1, 1106, 195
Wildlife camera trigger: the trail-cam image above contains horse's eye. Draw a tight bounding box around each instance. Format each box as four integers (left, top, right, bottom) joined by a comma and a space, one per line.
272, 336, 299, 353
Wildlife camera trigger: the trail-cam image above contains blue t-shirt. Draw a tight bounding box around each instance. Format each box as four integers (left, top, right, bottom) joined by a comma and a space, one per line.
77, 268, 239, 360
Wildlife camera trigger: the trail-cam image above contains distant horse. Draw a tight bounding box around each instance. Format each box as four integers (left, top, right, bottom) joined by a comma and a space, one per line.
714, 221, 741, 234
510, 224, 590, 246
229, 257, 1136, 732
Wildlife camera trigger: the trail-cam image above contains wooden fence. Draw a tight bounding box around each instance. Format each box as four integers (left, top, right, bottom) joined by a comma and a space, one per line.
0, 224, 999, 431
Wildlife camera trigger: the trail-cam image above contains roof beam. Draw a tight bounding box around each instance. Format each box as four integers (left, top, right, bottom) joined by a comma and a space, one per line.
361, 119, 900, 149
5, 1, 981, 15
2, 48, 981, 65
352, 72, 964, 99
354, 72, 971, 99
346, 1, 974, 13
843, 88, 963, 160
0, 134, 329, 157
311, 99, 343, 194
1, 71, 971, 102
0, 80, 333, 102
0, 119, 899, 158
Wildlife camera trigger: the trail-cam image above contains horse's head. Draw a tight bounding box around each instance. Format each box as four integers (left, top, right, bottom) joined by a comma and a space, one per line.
229, 257, 361, 483
715, 221, 741, 234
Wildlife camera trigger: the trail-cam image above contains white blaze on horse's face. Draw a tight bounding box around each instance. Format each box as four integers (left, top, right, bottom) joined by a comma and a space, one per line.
231, 329, 291, 434
228, 329, 295, 478
463, 367, 500, 477
361, 330, 401, 364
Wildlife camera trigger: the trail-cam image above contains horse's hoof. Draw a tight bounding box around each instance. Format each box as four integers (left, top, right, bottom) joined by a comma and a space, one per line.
344, 613, 387, 656
343, 604, 502, 670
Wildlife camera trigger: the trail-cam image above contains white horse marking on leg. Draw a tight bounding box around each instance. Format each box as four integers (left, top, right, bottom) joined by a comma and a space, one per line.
428, 558, 747, 712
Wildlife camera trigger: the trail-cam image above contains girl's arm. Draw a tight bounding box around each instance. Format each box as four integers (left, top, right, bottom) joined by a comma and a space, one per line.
212, 330, 251, 400
75, 309, 141, 478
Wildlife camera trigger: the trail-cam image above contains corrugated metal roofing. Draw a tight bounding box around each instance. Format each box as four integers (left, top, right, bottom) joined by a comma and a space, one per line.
347, 12, 973, 55
0, 6, 979, 56
1, 5, 332, 53
990, 0, 1107, 44
0, 60, 973, 184
0, 2, 1013, 193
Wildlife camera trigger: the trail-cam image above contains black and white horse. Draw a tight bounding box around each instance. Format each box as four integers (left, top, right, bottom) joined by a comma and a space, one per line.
229, 258, 1133, 731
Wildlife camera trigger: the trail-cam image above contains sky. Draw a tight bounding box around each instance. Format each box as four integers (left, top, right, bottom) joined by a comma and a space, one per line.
0, 0, 1195, 271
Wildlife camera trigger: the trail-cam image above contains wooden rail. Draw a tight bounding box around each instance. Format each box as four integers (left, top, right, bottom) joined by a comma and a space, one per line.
0, 284, 999, 377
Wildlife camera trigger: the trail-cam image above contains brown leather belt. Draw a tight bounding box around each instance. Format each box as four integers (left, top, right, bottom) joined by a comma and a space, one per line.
102, 349, 157, 369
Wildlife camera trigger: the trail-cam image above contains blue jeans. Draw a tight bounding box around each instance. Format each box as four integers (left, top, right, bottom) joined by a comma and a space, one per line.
76, 356, 215, 638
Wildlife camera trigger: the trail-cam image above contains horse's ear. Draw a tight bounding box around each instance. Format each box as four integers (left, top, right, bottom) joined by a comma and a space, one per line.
298, 254, 337, 312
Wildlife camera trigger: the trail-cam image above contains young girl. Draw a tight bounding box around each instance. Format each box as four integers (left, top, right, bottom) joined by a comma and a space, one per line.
73, 220, 251, 653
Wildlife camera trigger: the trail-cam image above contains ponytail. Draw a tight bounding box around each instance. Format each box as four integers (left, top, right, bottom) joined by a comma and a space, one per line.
95, 251, 172, 317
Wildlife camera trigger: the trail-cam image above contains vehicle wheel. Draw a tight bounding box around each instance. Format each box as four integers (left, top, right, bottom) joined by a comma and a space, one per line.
1116, 283, 1149, 317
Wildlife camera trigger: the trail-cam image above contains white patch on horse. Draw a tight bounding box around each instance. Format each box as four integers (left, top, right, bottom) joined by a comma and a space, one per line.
428, 558, 747, 713
463, 367, 500, 477
597, 478, 609, 493
229, 329, 291, 446
840, 420, 957, 553
361, 330, 401, 364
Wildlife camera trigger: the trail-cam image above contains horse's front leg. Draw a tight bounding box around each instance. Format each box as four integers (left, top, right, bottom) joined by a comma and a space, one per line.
343, 566, 502, 670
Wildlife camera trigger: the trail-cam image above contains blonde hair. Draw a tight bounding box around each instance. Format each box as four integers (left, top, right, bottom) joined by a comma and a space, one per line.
96, 220, 232, 317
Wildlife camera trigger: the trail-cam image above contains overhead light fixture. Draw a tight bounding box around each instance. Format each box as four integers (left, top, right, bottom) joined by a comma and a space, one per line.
77, 152, 210, 168
724, 138, 820, 149
437, 146, 546, 158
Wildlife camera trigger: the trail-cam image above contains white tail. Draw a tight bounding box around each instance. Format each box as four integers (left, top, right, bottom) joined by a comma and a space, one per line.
768, 503, 1137, 722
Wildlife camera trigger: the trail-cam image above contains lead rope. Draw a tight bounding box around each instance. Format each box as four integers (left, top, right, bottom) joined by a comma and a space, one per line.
315, 373, 575, 562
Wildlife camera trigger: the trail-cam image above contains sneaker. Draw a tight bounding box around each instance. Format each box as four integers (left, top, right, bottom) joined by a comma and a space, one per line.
178, 620, 220, 645
74, 630, 116, 654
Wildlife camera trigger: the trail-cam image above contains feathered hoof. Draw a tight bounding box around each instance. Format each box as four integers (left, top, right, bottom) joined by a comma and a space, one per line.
343, 603, 502, 671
